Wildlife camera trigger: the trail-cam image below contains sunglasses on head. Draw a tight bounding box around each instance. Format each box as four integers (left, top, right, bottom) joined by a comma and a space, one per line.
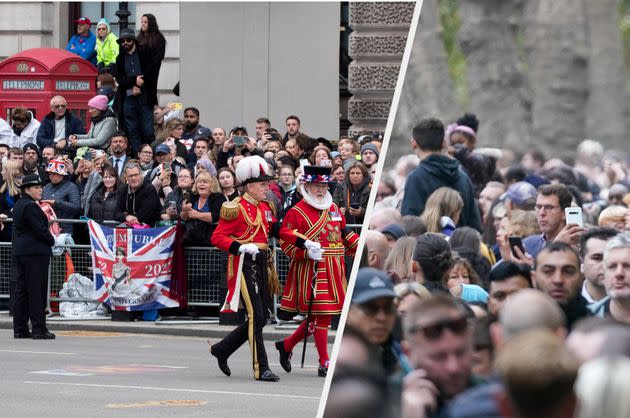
408, 316, 469, 340
358, 300, 396, 316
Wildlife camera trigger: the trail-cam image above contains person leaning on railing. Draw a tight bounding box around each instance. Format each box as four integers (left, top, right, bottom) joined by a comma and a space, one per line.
115, 162, 161, 226
180, 171, 223, 246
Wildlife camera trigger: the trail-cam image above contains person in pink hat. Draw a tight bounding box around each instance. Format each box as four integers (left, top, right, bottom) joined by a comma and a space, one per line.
69, 95, 118, 151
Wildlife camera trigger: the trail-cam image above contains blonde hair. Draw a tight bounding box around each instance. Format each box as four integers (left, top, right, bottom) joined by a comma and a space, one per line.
393, 281, 431, 301
384, 236, 416, 281
598, 205, 626, 228
0, 160, 22, 196
420, 187, 464, 233
508, 209, 540, 237
193, 170, 220, 194
575, 357, 630, 418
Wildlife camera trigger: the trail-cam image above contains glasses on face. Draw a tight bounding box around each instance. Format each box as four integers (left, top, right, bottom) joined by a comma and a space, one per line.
358, 300, 396, 317
126, 173, 141, 179
121, 38, 134, 45
408, 316, 469, 340
53, 104, 67, 109
535, 204, 560, 212
97, 27, 107, 31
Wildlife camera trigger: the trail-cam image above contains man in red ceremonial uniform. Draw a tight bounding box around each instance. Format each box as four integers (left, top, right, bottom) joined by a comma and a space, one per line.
275, 165, 359, 377
209, 155, 322, 382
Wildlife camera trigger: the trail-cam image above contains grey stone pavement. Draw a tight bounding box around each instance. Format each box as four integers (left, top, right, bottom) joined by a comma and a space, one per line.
0, 323, 330, 417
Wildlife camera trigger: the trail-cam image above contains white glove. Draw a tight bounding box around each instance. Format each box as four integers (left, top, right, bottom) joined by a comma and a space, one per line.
238, 243, 260, 256
304, 240, 321, 252
307, 247, 323, 261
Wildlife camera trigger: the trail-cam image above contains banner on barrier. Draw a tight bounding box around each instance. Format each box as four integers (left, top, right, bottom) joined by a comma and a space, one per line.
88, 221, 180, 311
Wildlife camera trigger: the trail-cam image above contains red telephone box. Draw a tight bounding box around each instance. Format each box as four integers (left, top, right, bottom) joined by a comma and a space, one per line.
0, 48, 97, 128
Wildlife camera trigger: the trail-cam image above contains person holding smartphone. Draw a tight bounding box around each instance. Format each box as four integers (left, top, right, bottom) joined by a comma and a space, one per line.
333, 160, 371, 226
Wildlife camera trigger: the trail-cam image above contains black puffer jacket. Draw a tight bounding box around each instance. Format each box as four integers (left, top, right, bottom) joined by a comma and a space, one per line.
87, 184, 122, 223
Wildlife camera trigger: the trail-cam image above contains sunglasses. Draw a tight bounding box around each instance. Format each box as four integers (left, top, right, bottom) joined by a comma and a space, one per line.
121, 38, 134, 44
408, 316, 469, 340
53, 104, 67, 109
358, 300, 396, 317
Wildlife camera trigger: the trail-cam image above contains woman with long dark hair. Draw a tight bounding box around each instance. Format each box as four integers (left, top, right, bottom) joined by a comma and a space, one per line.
332, 161, 371, 226
137, 14, 166, 74
87, 165, 122, 223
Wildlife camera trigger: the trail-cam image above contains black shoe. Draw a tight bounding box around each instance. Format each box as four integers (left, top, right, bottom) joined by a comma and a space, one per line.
257, 369, 280, 382
209, 343, 231, 377
318, 362, 328, 377
275, 340, 292, 373
32, 332, 55, 340
14, 331, 32, 339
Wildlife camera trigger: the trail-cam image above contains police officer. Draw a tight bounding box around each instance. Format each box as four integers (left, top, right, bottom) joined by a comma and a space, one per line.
13, 173, 56, 339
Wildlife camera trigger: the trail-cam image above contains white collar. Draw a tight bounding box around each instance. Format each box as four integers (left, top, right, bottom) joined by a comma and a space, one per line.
300, 184, 332, 210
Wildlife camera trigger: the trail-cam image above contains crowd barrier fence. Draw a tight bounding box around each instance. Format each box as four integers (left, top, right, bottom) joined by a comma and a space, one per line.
0, 219, 361, 318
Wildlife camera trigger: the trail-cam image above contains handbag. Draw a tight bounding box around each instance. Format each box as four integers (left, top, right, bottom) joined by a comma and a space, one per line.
182, 219, 212, 246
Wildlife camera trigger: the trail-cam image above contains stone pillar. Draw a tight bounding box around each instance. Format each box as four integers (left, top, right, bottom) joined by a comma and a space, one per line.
347, 2, 415, 136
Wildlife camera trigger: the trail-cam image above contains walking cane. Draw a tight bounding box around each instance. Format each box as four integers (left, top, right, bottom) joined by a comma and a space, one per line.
301, 259, 318, 368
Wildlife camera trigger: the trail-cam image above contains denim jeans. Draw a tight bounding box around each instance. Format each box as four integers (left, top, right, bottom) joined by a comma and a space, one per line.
123, 95, 155, 154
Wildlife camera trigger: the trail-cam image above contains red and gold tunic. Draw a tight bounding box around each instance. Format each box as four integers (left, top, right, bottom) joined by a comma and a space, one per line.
279, 200, 359, 315
212, 193, 305, 312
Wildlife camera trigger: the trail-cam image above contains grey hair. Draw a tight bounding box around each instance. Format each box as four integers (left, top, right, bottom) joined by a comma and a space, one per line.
604, 232, 630, 262
50, 95, 66, 106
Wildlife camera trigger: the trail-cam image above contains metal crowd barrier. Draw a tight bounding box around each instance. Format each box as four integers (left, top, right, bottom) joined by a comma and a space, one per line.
0, 219, 362, 316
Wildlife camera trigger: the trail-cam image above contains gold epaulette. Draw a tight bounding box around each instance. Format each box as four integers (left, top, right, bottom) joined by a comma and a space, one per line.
265, 199, 277, 217
220, 197, 241, 221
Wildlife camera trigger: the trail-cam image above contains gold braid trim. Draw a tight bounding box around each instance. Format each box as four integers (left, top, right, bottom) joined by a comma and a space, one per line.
220, 197, 241, 221
267, 248, 281, 296
265, 199, 277, 217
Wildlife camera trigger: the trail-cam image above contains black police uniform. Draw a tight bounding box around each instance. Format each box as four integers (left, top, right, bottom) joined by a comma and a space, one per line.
12, 189, 55, 338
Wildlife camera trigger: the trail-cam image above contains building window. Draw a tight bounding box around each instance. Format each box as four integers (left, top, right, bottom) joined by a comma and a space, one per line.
71, 2, 137, 36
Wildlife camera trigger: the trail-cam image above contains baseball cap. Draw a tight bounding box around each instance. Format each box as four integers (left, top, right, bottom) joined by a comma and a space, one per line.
75, 17, 91, 25
155, 143, 170, 155
230, 125, 248, 135
330, 151, 340, 158
381, 224, 405, 241
504, 181, 537, 207
352, 268, 396, 304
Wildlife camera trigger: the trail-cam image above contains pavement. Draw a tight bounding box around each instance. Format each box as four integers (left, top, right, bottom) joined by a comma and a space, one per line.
0, 312, 337, 342
0, 328, 327, 417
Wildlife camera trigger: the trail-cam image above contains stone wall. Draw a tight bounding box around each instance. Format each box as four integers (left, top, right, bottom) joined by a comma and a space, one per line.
346, 2, 415, 135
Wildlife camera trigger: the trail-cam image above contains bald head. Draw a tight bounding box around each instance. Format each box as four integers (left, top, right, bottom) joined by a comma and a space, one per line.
499, 289, 566, 341
369, 207, 402, 231
365, 230, 390, 271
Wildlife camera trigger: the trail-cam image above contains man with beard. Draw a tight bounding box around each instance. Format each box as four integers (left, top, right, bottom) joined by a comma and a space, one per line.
108, 132, 131, 177
114, 28, 158, 153
532, 242, 590, 329
284, 115, 302, 142
36, 96, 85, 154
275, 165, 359, 377
181, 107, 211, 149
21, 144, 48, 185
209, 155, 322, 382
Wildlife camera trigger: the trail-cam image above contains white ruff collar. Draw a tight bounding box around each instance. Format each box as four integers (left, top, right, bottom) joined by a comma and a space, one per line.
300, 184, 332, 210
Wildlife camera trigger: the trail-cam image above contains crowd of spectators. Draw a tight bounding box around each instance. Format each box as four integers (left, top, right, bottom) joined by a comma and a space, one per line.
0, 15, 379, 249
327, 115, 630, 418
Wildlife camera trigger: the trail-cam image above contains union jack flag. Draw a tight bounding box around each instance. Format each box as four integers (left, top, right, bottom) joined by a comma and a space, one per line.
88, 220, 180, 311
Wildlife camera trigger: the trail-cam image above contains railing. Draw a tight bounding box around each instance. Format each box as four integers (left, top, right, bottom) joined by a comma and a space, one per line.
0, 219, 361, 315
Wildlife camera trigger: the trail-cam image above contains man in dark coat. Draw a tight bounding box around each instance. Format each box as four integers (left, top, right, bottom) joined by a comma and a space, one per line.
114, 28, 158, 154
12, 174, 56, 339
115, 161, 161, 226
400, 117, 482, 232
35, 95, 85, 155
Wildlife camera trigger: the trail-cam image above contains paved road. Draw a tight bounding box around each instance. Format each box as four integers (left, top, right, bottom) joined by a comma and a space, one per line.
0, 329, 326, 417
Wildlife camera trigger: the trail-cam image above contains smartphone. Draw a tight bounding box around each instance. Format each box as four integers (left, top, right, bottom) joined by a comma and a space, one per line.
270, 132, 282, 142
508, 236, 525, 257
565, 207, 583, 227
182, 191, 190, 203
163, 161, 171, 171
350, 203, 360, 209
83, 152, 93, 161
169, 201, 177, 210
233, 136, 247, 146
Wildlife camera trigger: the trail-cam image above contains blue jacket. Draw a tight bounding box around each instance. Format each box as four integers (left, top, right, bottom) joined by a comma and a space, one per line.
401, 153, 482, 232
66, 32, 97, 65
36, 110, 85, 149
42, 178, 82, 234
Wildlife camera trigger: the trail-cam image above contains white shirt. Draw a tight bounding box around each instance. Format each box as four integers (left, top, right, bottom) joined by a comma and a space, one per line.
54, 118, 66, 142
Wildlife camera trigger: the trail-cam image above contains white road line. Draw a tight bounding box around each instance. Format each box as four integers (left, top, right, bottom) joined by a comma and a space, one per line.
0, 349, 75, 355
128, 364, 188, 369
24, 381, 320, 400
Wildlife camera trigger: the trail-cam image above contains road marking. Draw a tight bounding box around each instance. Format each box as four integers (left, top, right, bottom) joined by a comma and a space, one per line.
56, 331, 124, 337
128, 364, 188, 369
31, 370, 93, 377
107, 400, 207, 409
0, 349, 75, 355
24, 381, 320, 400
